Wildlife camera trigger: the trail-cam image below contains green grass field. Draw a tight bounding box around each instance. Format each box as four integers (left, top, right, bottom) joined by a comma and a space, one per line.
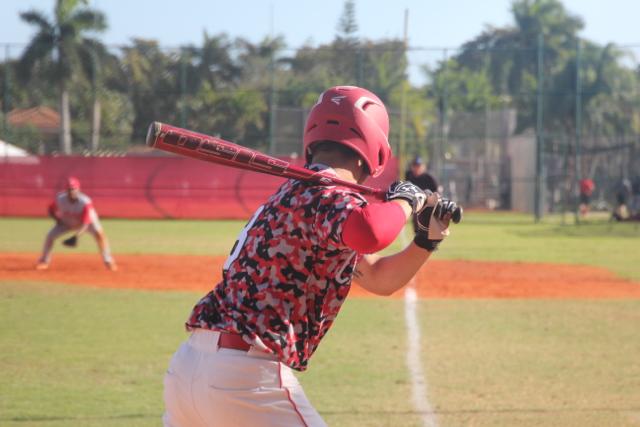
2, 211, 639, 278
1, 213, 639, 426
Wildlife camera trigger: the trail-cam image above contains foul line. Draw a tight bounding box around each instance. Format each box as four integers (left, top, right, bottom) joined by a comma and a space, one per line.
401, 228, 438, 427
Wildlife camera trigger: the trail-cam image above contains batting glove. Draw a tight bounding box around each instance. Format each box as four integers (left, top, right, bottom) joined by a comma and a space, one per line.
414, 194, 457, 252
385, 181, 429, 214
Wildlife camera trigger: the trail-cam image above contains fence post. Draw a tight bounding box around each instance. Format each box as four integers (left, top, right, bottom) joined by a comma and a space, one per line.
268, 49, 277, 155
2, 44, 11, 138
179, 49, 187, 129
1, 44, 11, 218
561, 132, 569, 224
574, 39, 583, 224
438, 48, 449, 180
534, 33, 545, 222
90, 45, 100, 152
399, 9, 409, 177
357, 46, 363, 86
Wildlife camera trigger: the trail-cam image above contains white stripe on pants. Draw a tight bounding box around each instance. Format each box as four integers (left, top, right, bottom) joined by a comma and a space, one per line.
163, 329, 327, 427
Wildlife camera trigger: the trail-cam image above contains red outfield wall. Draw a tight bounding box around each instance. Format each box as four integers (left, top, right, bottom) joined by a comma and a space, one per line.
0, 156, 398, 219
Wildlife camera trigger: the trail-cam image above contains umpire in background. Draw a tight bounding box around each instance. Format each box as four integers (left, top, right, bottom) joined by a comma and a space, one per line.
405, 155, 439, 231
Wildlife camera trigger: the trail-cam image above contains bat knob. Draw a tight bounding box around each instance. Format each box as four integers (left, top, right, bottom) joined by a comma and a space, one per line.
452, 206, 463, 224
146, 122, 162, 147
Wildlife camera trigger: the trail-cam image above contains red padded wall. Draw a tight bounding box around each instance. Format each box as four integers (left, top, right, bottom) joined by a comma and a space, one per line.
0, 156, 398, 219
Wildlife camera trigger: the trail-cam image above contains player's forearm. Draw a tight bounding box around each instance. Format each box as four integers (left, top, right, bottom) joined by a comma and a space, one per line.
76, 224, 89, 236
356, 243, 431, 296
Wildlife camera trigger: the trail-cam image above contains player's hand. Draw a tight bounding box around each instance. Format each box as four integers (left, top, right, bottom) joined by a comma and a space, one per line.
62, 235, 78, 248
385, 181, 429, 214
413, 194, 458, 252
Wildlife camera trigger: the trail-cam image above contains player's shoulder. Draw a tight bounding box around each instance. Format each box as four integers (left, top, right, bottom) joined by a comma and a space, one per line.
315, 183, 363, 197
77, 192, 93, 205
314, 184, 367, 208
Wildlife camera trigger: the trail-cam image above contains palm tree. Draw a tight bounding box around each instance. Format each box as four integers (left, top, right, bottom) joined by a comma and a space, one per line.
451, 0, 584, 133
19, 0, 106, 154
77, 38, 113, 151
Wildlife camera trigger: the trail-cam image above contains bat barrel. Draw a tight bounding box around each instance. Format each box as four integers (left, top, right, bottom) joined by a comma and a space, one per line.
146, 121, 162, 147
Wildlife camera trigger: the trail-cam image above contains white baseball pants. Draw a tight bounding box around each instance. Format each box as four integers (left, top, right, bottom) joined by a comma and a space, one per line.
38, 221, 113, 264
163, 329, 327, 427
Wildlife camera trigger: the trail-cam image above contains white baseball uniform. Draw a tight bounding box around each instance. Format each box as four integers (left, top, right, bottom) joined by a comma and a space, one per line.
38, 191, 113, 264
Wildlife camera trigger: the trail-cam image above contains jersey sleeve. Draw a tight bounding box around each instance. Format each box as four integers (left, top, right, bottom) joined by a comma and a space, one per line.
342, 202, 407, 254
81, 203, 94, 225
314, 188, 367, 250
48, 200, 58, 217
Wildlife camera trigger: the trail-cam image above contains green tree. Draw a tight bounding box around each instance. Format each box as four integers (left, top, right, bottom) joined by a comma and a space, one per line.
120, 39, 180, 141
76, 38, 114, 151
19, 0, 107, 154
179, 34, 274, 147
337, 0, 358, 41
333, 0, 361, 84
452, 0, 584, 132
426, 59, 502, 113
185, 81, 266, 148
183, 33, 240, 92
73, 46, 133, 150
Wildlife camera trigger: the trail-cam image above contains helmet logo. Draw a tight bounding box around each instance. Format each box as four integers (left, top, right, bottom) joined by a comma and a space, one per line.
330, 95, 347, 105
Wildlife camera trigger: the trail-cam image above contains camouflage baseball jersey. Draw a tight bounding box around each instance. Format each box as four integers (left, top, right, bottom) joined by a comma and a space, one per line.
187, 165, 367, 371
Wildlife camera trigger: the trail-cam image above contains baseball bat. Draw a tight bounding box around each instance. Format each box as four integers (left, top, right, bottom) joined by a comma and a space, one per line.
145, 122, 462, 223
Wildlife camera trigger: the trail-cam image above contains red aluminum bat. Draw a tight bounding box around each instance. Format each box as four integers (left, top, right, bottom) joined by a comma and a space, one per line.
145, 122, 462, 223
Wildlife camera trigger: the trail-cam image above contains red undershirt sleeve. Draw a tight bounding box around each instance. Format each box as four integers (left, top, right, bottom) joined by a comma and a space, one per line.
48, 201, 58, 218
81, 204, 93, 225
342, 202, 407, 254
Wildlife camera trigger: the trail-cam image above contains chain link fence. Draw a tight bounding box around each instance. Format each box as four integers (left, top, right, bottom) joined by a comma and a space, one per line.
2, 39, 639, 219
542, 43, 640, 220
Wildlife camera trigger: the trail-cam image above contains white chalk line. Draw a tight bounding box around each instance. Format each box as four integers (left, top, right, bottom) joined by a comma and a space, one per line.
400, 228, 438, 427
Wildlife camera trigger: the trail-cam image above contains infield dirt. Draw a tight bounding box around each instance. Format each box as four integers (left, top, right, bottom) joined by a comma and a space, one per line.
2, 253, 639, 298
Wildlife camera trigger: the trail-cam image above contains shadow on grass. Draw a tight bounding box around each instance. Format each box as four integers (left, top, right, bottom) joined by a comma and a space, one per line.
2, 413, 157, 423
321, 406, 640, 415
510, 220, 640, 239
6, 406, 639, 423
6, 407, 640, 423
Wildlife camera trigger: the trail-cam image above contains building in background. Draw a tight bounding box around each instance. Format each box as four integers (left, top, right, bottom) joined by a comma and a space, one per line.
6, 106, 60, 154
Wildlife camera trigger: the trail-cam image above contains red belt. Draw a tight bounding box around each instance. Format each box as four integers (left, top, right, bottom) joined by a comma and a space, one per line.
218, 332, 251, 352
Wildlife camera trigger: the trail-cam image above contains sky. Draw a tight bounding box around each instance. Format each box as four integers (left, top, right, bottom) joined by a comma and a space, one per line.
2, 0, 639, 83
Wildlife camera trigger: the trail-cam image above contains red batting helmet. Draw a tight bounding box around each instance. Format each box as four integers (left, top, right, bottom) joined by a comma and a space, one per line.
66, 176, 81, 190
303, 86, 391, 178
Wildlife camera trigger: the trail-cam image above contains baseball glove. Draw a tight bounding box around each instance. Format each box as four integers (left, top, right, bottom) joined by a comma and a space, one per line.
62, 235, 78, 248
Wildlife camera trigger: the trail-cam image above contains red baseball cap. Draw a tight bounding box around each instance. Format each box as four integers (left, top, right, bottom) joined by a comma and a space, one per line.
66, 176, 81, 190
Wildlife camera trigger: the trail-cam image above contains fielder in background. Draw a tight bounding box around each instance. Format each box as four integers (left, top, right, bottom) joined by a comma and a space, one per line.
162, 86, 458, 427
579, 177, 596, 217
405, 155, 440, 232
36, 177, 117, 271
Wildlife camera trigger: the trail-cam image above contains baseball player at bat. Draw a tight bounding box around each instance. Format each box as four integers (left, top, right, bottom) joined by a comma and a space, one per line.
35, 177, 117, 271
162, 86, 459, 427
